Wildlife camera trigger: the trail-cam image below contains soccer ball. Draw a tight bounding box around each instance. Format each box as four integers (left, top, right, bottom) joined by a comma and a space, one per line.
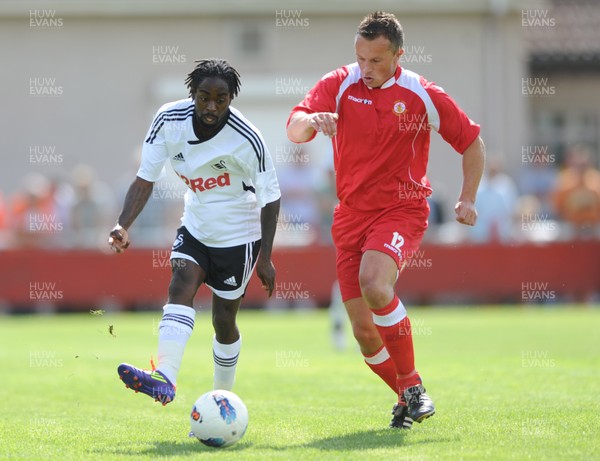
189, 390, 249, 448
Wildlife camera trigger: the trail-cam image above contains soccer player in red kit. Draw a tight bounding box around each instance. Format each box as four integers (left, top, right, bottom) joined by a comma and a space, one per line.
287, 11, 485, 428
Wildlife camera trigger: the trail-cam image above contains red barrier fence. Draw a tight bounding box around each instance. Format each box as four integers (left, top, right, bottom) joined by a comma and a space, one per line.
1, 241, 598, 311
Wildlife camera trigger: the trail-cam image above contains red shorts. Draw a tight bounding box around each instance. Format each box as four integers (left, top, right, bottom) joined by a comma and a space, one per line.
332, 201, 429, 302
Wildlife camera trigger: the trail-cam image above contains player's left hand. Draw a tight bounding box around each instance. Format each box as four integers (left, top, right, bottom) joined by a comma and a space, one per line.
454, 200, 478, 226
256, 257, 276, 297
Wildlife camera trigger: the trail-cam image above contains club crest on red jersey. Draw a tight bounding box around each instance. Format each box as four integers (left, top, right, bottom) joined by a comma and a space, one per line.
393, 100, 407, 115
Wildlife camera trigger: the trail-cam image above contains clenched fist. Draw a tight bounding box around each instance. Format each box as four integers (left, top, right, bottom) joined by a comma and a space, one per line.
454, 200, 478, 226
108, 225, 130, 253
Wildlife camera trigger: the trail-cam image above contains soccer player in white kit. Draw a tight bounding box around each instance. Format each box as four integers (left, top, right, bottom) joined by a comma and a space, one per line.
109, 59, 281, 405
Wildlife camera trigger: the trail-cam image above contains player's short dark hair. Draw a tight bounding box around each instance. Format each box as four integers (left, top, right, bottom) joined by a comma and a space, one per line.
357, 11, 404, 52
185, 59, 241, 99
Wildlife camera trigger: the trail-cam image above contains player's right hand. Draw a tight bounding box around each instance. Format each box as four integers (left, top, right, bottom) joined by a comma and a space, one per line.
454, 200, 478, 226
308, 112, 339, 138
108, 225, 130, 253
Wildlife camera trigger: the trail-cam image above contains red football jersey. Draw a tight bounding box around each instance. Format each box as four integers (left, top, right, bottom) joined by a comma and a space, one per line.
288, 64, 480, 212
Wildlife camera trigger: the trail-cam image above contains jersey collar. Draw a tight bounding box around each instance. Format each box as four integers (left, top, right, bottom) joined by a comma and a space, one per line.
380, 66, 402, 89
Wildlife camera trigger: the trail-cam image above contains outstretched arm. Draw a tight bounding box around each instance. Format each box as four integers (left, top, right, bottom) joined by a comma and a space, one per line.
255, 198, 281, 297
455, 136, 485, 226
108, 176, 154, 253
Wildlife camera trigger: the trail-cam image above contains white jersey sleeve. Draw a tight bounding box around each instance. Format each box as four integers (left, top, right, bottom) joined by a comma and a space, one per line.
228, 110, 281, 208
136, 104, 173, 182
251, 144, 281, 208
252, 153, 281, 208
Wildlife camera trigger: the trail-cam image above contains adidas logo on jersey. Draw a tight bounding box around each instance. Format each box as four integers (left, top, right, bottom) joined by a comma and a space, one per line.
223, 276, 237, 287
172, 152, 185, 162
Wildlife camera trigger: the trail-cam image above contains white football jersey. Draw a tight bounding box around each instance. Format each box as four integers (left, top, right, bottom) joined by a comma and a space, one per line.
137, 99, 281, 247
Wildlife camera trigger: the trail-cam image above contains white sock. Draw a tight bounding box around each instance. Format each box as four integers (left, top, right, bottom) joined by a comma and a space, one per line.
156, 303, 195, 385
213, 335, 241, 391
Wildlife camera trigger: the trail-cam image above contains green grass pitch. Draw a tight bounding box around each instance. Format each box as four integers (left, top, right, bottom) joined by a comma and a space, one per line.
1, 306, 598, 460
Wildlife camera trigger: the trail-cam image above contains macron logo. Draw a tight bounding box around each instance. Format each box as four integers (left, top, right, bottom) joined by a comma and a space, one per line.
348, 94, 373, 105
176, 172, 231, 193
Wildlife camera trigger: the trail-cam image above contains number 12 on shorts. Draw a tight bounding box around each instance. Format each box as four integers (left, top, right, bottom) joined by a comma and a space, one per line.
391, 232, 404, 251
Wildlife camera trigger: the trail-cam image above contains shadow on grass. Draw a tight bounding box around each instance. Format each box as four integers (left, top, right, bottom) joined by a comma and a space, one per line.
92, 429, 453, 457
145, 439, 254, 456
91, 439, 254, 458
248, 428, 454, 452
298, 428, 454, 451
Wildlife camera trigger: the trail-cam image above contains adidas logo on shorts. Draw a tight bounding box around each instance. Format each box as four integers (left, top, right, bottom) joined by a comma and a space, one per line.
223, 276, 237, 287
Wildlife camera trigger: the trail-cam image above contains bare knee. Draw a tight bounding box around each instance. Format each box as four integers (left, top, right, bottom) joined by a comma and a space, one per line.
212, 297, 241, 342
168, 262, 202, 305
351, 321, 381, 351
358, 251, 397, 308
359, 273, 394, 308
212, 309, 236, 335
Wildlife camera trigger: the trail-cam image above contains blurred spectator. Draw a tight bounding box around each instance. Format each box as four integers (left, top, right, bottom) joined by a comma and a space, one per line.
8, 172, 64, 248
552, 144, 600, 239
427, 194, 445, 227
468, 157, 518, 243
421, 192, 446, 243
517, 160, 557, 218
514, 194, 560, 243
275, 147, 320, 246
69, 164, 115, 248
315, 166, 336, 246
0, 191, 8, 249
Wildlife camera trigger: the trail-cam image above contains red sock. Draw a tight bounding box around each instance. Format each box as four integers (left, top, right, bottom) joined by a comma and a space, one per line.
371, 296, 420, 391
397, 370, 422, 395
363, 345, 397, 393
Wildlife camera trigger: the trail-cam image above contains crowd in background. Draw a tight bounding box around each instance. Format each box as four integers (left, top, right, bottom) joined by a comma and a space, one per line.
1, 143, 599, 250
457, 144, 600, 244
